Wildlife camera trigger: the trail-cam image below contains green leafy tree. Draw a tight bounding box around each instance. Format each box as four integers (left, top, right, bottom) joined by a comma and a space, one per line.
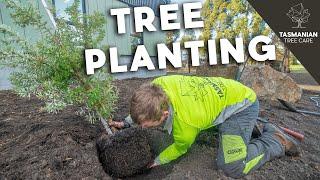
271, 34, 299, 72
0, 0, 117, 124
166, 30, 180, 48
201, 0, 271, 62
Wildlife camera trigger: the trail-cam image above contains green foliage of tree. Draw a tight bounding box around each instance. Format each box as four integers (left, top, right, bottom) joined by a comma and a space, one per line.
166, 30, 180, 48
271, 34, 299, 72
201, 0, 271, 59
0, 0, 118, 122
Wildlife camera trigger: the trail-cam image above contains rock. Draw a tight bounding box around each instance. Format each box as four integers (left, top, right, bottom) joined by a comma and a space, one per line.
240, 65, 302, 103
196, 64, 238, 79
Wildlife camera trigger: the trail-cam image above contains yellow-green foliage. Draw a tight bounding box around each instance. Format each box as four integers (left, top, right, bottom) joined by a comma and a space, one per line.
0, 0, 118, 122
201, 0, 271, 43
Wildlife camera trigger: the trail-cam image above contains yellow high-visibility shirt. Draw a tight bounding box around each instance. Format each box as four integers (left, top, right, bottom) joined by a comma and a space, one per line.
152, 75, 256, 165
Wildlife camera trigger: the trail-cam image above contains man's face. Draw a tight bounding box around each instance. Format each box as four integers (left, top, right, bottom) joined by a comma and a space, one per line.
140, 111, 169, 128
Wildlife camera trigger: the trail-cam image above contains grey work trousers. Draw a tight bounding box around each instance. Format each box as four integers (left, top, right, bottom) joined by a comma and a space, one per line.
216, 100, 285, 178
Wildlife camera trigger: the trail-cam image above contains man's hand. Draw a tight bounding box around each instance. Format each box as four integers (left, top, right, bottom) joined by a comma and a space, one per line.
147, 161, 160, 169
108, 120, 125, 129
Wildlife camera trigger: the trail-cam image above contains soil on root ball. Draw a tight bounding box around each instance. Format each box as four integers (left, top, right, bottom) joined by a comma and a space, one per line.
96, 128, 153, 178
96, 127, 174, 178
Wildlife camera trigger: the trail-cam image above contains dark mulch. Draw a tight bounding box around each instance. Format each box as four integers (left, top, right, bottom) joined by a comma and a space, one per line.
0, 91, 108, 179
0, 76, 320, 179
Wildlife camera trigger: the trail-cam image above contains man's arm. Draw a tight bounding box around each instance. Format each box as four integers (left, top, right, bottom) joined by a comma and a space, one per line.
154, 120, 200, 165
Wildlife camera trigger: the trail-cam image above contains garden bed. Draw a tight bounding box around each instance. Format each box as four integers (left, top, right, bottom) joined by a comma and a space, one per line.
0, 77, 320, 179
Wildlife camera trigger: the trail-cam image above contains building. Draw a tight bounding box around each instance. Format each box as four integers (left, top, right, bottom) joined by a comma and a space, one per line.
0, 0, 55, 90
0, 0, 169, 90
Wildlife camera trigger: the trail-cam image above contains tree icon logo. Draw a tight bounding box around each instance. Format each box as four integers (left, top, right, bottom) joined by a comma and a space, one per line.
286, 3, 310, 29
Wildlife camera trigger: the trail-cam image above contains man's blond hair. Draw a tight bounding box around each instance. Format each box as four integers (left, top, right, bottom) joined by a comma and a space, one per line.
130, 83, 169, 124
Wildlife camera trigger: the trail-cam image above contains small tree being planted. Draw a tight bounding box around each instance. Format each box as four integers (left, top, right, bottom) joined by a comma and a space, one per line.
0, 0, 117, 124
0, 0, 158, 177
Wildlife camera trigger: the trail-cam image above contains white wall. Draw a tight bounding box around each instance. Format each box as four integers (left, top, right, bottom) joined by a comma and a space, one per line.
0, 68, 13, 90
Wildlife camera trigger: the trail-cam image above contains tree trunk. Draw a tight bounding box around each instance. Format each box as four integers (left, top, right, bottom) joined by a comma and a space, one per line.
281, 48, 290, 73
100, 117, 114, 135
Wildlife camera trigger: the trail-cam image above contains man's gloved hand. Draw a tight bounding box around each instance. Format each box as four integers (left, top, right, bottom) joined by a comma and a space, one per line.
147, 160, 160, 169
108, 118, 132, 129
108, 120, 125, 129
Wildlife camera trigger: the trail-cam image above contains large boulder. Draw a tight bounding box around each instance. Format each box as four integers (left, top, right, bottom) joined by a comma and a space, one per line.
240, 65, 302, 103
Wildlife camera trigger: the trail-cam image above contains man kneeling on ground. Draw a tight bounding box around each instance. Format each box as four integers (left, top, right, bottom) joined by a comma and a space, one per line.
109, 75, 299, 178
